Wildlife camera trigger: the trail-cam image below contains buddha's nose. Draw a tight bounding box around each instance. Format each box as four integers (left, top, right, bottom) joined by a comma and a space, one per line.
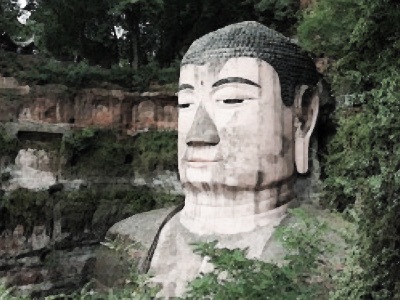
185, 105, 220, 146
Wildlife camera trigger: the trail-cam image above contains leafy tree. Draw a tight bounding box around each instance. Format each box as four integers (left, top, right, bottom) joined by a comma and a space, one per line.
298, 0, 400, 298
0, 127, 19, 159
153, 0, 300, 66
4, 0, 303, 70
0, 0, 19, 34
109, 0, 163, 69
31, 0, 119, 67
327, 75, 400, 300
298, 0, 400, 94
0, 0, 37, 43
246, 0, 299, 35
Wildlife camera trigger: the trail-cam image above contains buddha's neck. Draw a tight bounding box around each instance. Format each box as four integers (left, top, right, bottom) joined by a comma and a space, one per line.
179, 181, 294, 235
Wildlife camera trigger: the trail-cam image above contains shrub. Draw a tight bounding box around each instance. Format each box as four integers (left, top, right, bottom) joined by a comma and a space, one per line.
324, 75, 400, 299
0, 283, 29, 300
0, 50, 179, 91
62, 129, 177, 177
132, 130, 178, 174
0, 128, 19, 159
298, 0, 400, 297
185, 209, 333, 300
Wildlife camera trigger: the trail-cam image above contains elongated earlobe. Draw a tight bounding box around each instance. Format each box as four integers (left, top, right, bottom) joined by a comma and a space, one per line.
294, 84, 320, 173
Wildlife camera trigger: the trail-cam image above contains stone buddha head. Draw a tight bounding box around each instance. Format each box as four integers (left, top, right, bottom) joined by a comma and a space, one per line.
177, 21, 320, 235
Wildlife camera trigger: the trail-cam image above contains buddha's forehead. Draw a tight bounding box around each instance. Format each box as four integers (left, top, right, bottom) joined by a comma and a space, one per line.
181, 21, 319, 106
179, 57, 276, 85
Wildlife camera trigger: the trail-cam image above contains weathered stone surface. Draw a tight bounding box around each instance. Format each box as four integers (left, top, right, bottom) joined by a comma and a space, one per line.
0, 75, 178, 135
145, 21, 321, 297
150, 210, 286, 297
177, 58, 318, 236
0, 75, 30, 95
102, 202, 349, 298
107, 207, 174, 249
132, 170, 182, 195
3, 149, 56, 191
0, 189, 172, 297
8, 269, 44, 286
93, 207, 174, 288
0, 70, 178, 298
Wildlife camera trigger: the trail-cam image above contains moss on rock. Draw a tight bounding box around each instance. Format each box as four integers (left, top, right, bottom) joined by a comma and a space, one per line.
0, 187, 183, 239
62, 129, 177, 178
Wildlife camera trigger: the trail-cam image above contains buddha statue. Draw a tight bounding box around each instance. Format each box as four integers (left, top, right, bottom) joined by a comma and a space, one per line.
146, 21, 320, 297
106, 21, 320, 298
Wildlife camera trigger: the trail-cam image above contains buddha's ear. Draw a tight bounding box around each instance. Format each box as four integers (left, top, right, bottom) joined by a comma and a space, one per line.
294, 83, 321, 174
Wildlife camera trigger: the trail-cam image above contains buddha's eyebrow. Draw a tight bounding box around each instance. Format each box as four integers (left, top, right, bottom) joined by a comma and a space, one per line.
212, 77, 261, 88
178, 84, 194, 91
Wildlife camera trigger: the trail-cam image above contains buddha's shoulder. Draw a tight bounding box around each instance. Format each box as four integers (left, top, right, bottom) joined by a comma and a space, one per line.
107, 207, 176, 249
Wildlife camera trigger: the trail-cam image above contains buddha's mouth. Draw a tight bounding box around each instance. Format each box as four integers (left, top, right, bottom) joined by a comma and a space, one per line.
183, 146, 221, 163
185, 161, 218, 168
186, 159, 221, 162
185, 160, 220, 167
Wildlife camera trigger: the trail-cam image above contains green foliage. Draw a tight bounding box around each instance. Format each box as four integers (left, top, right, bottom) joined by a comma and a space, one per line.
0, 186, 182, 239
62, 129, 177, 177
0, 50, 24, 77
43, 276, 158, 300
298, 0, 400, 94
132, 130, 178, 174
246, 0, 299, 34
321, 76, 400, 211
62, 128, 96, 155
185, 209, 332, 299
131, 60, 179, 91
0, 188, 50, 234
0, 282, 29, 300
23, 59, 130, 88
8, 0, 302, 69
328, 215, 365, 300
275, 209, 332, 277
324, 75, 400, 299
44, 242, 160, 300
298, 0, 400, 298
30, 0, 118, 67
0, 127, 19, 158
42, 275, 157, 299
0, 49, 179, 90
3, 0, 298, 86
43, 225, 165, 300
0, 0, 23, 36
253, 0, 298, 19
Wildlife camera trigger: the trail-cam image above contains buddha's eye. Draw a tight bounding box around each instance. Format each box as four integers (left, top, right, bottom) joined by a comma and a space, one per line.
223, 99, 244, 104
178, 103, 193, 109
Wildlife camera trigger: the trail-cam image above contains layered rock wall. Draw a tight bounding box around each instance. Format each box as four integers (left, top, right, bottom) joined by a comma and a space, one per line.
0, 75, 180, 297
0, 75, 178, 134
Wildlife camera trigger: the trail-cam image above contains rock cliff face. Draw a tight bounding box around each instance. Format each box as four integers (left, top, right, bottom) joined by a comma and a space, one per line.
0, 74, 178, 134
0, 75, 181, 297
4, 149, 56, 191
0, 187, 173, 298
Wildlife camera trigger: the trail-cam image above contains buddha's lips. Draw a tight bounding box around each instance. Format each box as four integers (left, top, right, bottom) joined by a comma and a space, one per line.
184, 160, 220, 168
183, 146, 221, 162
186, 159, 221, 162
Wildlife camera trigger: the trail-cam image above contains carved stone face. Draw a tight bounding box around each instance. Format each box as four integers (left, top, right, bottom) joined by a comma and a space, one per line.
178, 57, 295, 191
